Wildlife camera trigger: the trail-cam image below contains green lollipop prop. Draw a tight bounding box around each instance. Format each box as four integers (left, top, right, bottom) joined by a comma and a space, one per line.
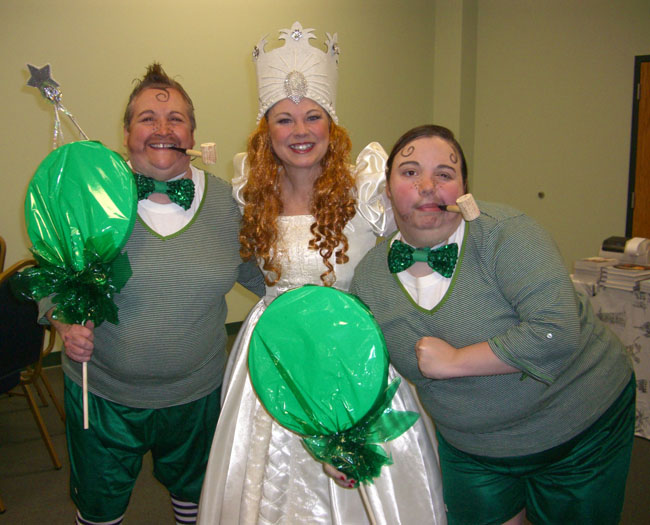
13, 140, 137, 429
249, 285, 419, 522
14, 140, 136, 325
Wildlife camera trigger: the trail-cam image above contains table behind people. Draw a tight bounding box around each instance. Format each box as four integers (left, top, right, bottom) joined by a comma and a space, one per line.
573, 274, 650, 440
45, 62, 264, 525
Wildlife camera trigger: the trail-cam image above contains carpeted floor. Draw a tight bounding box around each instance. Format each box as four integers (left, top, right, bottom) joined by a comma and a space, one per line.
0, 366, 174, 523
1, 366, 649, 524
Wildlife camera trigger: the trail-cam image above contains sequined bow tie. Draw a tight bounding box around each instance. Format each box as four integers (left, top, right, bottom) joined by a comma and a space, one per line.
134, 173, 195, 210
388, 239, 458, 277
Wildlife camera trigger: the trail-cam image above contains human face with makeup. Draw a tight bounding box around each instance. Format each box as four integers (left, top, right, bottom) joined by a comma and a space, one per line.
386, 131, 467, 248
123, 87, 194, 181
267, 97, 330, 178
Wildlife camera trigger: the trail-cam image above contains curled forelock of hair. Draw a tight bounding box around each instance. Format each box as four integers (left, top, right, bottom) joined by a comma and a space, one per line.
123, 62, 196, 131
239, 118, 355, 286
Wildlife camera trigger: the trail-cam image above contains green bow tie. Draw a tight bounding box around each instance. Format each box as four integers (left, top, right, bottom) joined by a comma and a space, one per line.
134, 173, 195, 210
388, 239, 458, 277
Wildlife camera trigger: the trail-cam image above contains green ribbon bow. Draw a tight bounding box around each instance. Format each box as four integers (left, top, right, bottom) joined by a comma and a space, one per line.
302, 377, 419, 484
134, 173, 195, 210
388, 239, 458, 277
11, 238, 132, 327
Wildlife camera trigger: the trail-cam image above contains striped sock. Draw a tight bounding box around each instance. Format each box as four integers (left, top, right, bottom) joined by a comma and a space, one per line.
76, 510, 124, 525
171, 495, 198, 524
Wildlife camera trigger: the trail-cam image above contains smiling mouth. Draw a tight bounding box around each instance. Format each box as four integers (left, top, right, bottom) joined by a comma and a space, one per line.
289, 143, 315, 152
149, 143, 178, 150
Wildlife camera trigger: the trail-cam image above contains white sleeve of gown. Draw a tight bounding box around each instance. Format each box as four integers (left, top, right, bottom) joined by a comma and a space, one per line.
353, 142, 396, 237
232, 152, 248, 213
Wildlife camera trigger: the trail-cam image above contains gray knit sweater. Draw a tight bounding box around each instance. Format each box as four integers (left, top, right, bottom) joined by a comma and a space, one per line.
62, 173, 264, 409
350, 201, 632, 457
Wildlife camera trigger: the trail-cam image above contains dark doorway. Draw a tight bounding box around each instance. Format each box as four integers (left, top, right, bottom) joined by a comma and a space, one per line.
627, 55, 650, 238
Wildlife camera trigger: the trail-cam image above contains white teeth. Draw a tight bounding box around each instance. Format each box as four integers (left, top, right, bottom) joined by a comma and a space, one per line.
150, 143, 175, 149
290, 143, 313, 151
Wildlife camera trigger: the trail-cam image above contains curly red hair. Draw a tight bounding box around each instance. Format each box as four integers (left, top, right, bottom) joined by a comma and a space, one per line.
239, 117, 356, 286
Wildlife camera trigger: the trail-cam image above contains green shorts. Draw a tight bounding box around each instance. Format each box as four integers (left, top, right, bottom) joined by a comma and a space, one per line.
438, 377, 635, 525
64, 376, 221, 522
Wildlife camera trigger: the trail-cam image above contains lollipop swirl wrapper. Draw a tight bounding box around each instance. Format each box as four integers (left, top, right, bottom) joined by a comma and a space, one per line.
12, 140, 137, 326
248, 285, 419, 484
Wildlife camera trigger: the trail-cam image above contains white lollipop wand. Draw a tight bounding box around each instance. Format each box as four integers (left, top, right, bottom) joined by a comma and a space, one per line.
82, 361, 89, 429
358, 484, 377, 525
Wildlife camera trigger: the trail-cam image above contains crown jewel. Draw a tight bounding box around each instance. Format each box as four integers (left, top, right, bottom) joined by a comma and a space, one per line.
253, 21, 339, 123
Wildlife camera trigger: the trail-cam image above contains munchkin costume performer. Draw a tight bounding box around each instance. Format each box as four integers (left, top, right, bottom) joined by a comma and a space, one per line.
44, 64, 264, 525
350, 125, 634, 525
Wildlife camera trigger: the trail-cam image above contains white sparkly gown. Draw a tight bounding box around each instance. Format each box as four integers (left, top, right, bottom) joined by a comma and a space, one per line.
197, 143, 446, 525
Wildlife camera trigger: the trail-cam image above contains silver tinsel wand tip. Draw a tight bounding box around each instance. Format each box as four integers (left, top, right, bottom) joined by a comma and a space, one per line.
26, 63, 89, 147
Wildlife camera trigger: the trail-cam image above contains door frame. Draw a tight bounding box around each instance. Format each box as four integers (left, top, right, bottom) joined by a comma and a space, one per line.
626, 54, 650, 236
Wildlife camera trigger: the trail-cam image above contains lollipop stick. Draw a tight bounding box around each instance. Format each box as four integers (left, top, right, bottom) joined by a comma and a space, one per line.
81, 319, 89, 430
358, 485, 377, 525
82, 361, 88, 429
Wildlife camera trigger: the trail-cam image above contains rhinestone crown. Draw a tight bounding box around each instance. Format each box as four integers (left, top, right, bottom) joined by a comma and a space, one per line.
253, 21, 339, 123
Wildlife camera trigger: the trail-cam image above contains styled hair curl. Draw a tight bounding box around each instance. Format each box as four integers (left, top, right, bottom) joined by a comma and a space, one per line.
123, 62, 196, 131
239, 117, 355, 286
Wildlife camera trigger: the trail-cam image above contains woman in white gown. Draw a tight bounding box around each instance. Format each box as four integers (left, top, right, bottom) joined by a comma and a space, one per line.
197, 22, 446, 525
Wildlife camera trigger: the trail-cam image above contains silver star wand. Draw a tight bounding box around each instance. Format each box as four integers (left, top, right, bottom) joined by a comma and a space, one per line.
26, 63, 91, 429
27, 64, 89, 149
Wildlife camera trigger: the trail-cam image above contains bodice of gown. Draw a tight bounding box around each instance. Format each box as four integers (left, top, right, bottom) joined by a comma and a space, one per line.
232, 142, 393, 299
264, 214, 375, 298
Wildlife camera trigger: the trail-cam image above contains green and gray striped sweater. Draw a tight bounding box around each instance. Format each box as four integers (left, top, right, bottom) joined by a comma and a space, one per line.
62, 172, 264, 409
351, 201, 632, 457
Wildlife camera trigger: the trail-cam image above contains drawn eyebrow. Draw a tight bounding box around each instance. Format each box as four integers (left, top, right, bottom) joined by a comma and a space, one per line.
396, 161, 458, 172
397, 160, 420, 169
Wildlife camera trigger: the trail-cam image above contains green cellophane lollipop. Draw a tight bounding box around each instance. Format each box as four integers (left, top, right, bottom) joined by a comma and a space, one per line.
13, 140, 136, 326
248, 285, 419, 484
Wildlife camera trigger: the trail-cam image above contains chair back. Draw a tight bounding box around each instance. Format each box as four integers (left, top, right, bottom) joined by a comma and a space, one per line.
0, 235, 6, 272
0, 260, 45, 393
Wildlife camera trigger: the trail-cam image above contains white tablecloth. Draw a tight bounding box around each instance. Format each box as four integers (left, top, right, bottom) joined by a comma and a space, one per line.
574, 281, 650, 440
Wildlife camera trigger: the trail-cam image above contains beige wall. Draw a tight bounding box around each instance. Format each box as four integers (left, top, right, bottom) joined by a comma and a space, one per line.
2, 0, 650, 321
468, 0, 649, 266
1, 0, 435, 321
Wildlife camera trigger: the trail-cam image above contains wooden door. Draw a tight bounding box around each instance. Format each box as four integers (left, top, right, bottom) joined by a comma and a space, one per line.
628, 57, 650, 238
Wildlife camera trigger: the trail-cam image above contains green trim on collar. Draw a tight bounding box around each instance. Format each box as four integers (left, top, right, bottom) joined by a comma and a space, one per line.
137, 170, 208, 240
389, 221, 468, 314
